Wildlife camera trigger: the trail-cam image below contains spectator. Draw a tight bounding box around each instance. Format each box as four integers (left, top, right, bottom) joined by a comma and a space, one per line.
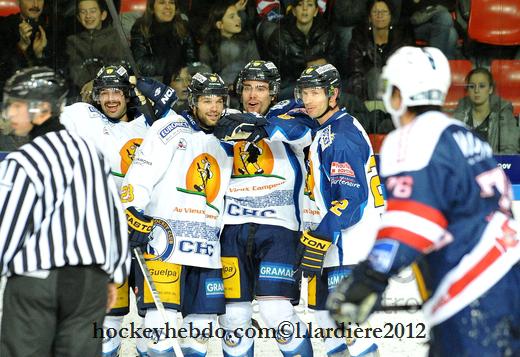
401, 0, 458, 59
265, 0, 337, 99
66, 0, 126, 91
178, 0, 251, 44
131, 0, 196, 81
327, 0, 370, 78
0, 0, 54, 89
346, 0, 412, 101
199, 2, 260, 86
165, 65, 193, 112
453, 67, 520, 154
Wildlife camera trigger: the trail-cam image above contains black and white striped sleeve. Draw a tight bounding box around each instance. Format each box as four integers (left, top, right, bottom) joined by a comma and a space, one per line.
0, 159, 38, 275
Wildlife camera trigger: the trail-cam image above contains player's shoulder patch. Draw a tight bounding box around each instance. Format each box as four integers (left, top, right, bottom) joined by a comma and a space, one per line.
155, 115, 191, 145
380, 111, 460, 176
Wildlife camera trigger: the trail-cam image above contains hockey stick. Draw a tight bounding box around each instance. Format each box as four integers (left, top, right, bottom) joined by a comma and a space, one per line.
133, 247, 185, 357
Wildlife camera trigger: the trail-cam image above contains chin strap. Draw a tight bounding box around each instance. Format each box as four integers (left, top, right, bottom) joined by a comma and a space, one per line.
315, 103, 338, 121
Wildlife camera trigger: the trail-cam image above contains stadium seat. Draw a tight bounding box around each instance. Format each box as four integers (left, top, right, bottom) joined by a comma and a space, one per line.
468, 0, 520, 45
444, 60, 473, 112
120, 0, 146, 13
0, 0, 18, 16
491, 60, 520, 116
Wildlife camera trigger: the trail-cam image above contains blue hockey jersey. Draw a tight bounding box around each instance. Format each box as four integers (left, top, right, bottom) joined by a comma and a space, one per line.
303, 108, 385, 267
371, 110, 520, 326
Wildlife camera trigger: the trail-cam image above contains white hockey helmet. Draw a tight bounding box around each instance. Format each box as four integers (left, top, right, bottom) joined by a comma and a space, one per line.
380, 46, 451, 128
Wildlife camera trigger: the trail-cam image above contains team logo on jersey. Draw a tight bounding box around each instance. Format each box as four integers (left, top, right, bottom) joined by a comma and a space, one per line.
304, 157, 315, 201
181, 154, 221, 211
120, 138, 143, 175
147, 218, 176, 262
320, 126, 335, 149
232, 140, 274, 177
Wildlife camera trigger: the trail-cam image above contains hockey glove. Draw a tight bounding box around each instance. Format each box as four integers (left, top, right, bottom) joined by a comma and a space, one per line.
136, 77, 178, 118
298, 230, 332, 278
213, 112, 268, 142
326, 260, 389, 325
125, 207, 153, 249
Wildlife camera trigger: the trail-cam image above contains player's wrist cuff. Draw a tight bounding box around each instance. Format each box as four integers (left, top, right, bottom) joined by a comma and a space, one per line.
301, 231, 332, 252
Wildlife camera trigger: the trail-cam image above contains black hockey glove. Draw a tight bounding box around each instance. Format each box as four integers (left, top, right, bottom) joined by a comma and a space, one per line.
213, 113, 268, 142
297, 230, 332, 278
326, 260, 389, 325
136, 77, 178, 118
125, 207, 153, 249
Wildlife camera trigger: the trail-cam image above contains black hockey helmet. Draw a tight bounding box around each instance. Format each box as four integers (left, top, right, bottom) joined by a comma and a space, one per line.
3, 66, 68, 115
92, 64, 132, 100
236, 60, 281, 96
295, 64, 341, 100
188, 72, 229, 108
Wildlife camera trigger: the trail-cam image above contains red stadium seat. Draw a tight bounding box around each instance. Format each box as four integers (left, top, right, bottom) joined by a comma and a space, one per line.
468, 0, 520, 45
369, 134, 386, 154
491, 60, 520, 116
0, 0, 18, 16
444, 60, 473, 112
120, 0, 146, 13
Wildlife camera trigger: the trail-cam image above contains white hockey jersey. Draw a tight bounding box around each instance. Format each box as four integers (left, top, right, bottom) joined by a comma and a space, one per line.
60, 102, 150, 189
121, 111, 234, 268
303, 109, 385, 267
222, 102, 314, 231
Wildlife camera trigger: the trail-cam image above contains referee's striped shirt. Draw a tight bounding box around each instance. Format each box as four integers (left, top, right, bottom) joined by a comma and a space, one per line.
0, 130, 130, 284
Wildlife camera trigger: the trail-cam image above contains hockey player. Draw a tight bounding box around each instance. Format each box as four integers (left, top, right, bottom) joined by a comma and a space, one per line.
327, 47, 520, 356
61, 64, 177, 188
120, 72, 263, 357
60, 64, 177, 357
213, 60, 316, 357
293, 64, 383, 357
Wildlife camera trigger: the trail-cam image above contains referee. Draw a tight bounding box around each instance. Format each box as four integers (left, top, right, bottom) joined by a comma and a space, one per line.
0, 67, 130, 356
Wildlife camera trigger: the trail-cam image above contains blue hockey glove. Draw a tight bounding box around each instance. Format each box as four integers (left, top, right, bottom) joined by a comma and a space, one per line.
326, 260, 389, 325
135, 77, 178, 118
297, 230, 332, 278
213, 112, 268, 142
125, 207, 153, 249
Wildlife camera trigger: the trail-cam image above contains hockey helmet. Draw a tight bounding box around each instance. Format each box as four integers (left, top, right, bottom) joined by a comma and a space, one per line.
295, 63, 341, 102
92, 64, 132, 101
188, 72, 229, 108
236, 60, 281, 96
3, 66, 68, 116
379, 46, 451, 127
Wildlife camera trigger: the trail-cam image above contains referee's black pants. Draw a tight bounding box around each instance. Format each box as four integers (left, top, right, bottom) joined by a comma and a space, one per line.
1, 265, 109, 357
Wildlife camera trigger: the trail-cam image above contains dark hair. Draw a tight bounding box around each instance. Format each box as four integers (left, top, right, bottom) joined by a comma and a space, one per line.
136, 0, 189, 40
367, 0, 393, 16
76, 0, 107, 12
465, 67, 494, 89
203, 1, 244, 68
